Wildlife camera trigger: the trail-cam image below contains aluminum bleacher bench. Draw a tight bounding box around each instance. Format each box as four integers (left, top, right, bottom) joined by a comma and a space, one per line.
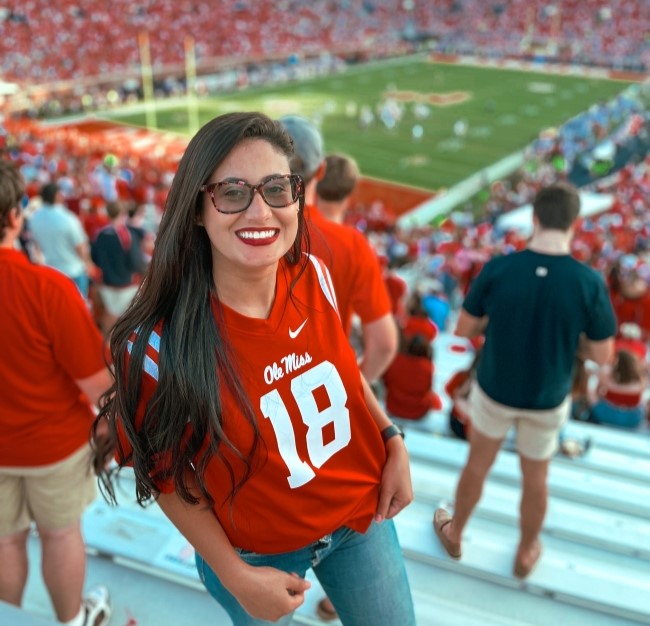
408, 462, 650, 560
0, 602, 58, 626
395, 499, 650, 624
562, 420, 650, 460
396, 411, 650, 482
405, 431, 650, 518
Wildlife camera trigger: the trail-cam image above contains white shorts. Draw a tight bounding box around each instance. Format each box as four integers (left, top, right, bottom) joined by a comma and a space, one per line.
98, 284, 139, 316
469, 383, 570, 460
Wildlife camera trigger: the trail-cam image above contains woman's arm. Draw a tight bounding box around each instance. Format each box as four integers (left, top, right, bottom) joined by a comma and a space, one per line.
156, 487, 310, 621
360, 375, 413, 523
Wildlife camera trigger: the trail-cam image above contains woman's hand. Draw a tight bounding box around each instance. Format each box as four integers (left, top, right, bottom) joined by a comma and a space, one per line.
227, 564, 311, 621
156, 491, 309, 622
375, 436, 413, 522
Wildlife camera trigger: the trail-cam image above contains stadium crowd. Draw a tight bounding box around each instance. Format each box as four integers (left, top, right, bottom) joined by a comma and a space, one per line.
6, 115, 650, 438
2, 3, 650, 626
1, 1, 648, 92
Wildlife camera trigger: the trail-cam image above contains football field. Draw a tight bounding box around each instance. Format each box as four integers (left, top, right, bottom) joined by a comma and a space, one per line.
101, 56, 635, 191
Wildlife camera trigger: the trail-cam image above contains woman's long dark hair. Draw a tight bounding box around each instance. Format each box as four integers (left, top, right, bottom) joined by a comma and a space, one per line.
612, 349, 642, 384
93, 112, 309, 509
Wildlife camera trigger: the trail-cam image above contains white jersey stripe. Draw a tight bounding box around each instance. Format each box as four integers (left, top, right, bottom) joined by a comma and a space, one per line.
307, 254, 339, 317
127, 332, 161, 381
132, 327, 161, 354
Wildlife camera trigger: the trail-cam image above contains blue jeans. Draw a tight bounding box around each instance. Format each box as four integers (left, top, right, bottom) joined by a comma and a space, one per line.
195, 519, 415, 626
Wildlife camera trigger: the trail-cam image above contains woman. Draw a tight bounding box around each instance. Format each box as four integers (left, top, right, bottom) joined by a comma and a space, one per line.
94, 112, 415, 626
590, 349, 647, 429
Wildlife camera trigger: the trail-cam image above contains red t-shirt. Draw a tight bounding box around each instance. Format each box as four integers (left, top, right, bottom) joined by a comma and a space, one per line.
0, 248, 106, 466
119, 256, 385, 553
306, 205, 391, 332
383, 353, 440, 419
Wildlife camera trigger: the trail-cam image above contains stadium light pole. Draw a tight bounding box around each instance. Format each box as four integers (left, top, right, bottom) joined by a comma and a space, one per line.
138, 30, 158, 130
184, 36, 200, 136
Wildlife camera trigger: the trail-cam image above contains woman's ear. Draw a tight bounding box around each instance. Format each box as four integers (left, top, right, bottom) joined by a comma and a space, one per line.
9, 206, 24, 228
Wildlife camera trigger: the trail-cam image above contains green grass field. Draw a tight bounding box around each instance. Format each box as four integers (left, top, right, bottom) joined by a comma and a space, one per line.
102, 57, 634, 191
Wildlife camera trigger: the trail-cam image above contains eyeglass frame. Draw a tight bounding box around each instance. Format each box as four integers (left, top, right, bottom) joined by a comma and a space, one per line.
199, 174, 304, 215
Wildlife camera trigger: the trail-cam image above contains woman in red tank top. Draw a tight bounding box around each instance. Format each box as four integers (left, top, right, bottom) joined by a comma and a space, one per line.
590, 349, 647, 429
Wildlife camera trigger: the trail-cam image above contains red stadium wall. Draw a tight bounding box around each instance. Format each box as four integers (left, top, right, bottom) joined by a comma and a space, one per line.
351, 177, 434, 218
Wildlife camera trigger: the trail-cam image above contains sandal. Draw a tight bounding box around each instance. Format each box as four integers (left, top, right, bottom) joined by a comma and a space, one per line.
433, 508, 462, 559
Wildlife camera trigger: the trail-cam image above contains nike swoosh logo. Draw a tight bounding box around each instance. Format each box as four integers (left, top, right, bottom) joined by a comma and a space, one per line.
289, 319, 308, 339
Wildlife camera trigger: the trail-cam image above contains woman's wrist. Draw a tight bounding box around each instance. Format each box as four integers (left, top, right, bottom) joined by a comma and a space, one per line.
380, 423, 404, 446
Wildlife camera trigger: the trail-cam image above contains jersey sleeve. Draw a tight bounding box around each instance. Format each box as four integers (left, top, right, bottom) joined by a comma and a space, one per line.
117, 326, 177, 494
348, 230, 391, 323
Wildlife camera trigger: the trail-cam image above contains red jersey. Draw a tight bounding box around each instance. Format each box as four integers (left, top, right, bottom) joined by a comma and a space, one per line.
306, 205, 391, 332
0, 248, 106, 466
382, 353, 441, 419
121, 256, 385, 553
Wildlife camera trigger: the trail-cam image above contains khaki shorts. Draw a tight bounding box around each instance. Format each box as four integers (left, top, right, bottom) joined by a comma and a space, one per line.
0, 444, 97, 536
469, 383, 570, 460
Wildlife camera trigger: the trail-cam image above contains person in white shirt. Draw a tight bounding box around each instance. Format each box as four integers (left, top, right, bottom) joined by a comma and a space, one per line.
29, 182, 92, 298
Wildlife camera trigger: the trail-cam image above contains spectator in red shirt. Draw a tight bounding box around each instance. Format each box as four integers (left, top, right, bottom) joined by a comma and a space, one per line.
0, 160, 113, 626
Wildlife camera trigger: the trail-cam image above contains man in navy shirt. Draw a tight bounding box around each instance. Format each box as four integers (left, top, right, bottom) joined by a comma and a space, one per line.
434, 182, 616, 578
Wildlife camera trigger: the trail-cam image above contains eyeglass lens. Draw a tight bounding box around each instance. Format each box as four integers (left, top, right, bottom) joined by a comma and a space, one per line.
215, 176, 297, 212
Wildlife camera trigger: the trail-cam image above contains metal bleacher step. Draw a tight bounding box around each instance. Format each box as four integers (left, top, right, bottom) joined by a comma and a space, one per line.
0, 602, 58, 626
399, 411, 650, 485
405, 431, 650, 518
395, 499, 650, 625
562, 419, 650, 460
78, 475, 487, 626
77, 482, 502, 626
408, 462, 650, 560
19, 464, 650, 626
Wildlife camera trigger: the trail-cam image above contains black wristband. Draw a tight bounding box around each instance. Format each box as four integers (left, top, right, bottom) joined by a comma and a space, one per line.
381, 424, 405, 445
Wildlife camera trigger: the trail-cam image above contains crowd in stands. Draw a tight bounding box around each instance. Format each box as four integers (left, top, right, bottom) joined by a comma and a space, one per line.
430, 0, 650, 72
1, 1, 648, 106
3, 94, 650, 434
2, 0, 650, 438
2, 8, 650, 626
371, 149, 650, 434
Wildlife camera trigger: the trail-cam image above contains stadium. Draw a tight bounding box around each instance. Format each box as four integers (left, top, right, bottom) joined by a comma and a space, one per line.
1, 2, 650, 626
